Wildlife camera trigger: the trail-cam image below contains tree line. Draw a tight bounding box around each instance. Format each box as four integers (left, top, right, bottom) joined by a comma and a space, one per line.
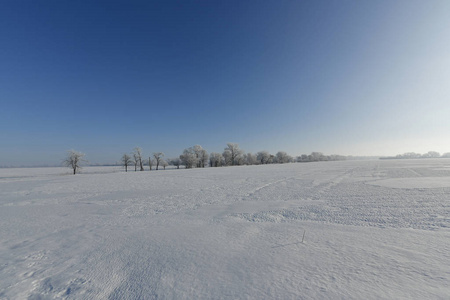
380, 151, 450, 160
119, 143, 346, 172
64, 143, 346, 174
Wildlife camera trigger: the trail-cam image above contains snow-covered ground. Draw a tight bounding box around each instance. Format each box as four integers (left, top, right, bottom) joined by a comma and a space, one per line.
1, 160, 449, 299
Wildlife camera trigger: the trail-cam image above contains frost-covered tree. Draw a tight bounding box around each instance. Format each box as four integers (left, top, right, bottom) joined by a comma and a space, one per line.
209, 152, 223, 167
193, 145, 208, 168
328, 154, 346, 161
245, 153, 257, 165
442, 152, 450, 158
121, 154, 133, 172
223, 143, 243, 166
199, 149, 209, 168
63, 150, 86, 175
133, 153, 139, 171
395, 152, 421, 159
276, 151, 291, 164
222, 149, 232, 166
297, 154, 309, 162
134, 147, 144, 171
422, 151, 440, 158
180, 147, 198, 169
257, 151, 271, 164
220, 155, 227, 166
310, 152, 326, 162
170, 158, 181, 169
161, 159, 168, 170
153, 152, 164, 170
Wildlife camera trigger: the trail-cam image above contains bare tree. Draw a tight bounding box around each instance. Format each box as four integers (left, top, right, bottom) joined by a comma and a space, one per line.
63, 150, 86, 175
134, 147, 144, 171
148, 157, 153, 170
153, 152, 164, 170
121, 154, 133, 172
133, 153, 139, 171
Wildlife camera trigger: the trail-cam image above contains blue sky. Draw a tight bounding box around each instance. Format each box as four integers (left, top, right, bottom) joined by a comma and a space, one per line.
1, 0, 450, 166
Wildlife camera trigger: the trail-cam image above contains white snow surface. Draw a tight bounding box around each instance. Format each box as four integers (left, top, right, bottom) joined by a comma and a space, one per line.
1, 160, 449, 299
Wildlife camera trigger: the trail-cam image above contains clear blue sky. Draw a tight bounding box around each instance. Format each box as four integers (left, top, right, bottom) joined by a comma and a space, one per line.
1, 0, 449, 166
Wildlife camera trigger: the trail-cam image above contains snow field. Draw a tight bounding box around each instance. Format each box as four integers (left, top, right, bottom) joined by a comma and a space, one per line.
1, 159, 450, 299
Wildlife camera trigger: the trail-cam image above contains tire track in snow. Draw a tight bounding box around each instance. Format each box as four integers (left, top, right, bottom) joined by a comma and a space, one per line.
245, 177, 293, 198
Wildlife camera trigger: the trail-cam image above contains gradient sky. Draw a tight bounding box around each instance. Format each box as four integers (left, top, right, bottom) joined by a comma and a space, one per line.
1, 0, 450, 166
